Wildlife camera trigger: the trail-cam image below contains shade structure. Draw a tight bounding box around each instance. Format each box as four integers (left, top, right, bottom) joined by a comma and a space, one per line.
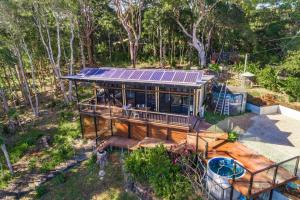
62, 67, 214, 88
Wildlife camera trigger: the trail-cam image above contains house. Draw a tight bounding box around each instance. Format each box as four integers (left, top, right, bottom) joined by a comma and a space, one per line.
62, 67, 213, 142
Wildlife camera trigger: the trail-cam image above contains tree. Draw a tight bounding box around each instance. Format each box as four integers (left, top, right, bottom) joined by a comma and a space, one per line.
33, 1, 70, 103
113, 0, 144, 68
173, 0, 221, 67
79, 0, 96, 66
0, 136, 13, 175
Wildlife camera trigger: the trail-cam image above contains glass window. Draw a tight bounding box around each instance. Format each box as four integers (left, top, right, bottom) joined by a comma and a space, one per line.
126, 90, 135, 107
159, 93, 171, 113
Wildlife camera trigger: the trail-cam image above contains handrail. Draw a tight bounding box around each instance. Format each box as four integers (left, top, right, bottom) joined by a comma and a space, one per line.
230, 155, 300, 197
78, 101, 190, 127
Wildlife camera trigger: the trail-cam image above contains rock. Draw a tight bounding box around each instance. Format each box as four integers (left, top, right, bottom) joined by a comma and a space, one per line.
98, 170, 105, 178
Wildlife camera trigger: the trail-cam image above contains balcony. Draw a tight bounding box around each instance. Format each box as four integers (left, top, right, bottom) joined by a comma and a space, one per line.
78, 98, 193, 129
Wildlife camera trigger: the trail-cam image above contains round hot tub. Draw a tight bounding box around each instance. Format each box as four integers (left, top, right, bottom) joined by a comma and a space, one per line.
206, 157, 245, 200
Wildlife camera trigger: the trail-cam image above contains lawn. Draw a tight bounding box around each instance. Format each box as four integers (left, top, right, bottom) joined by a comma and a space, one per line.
32, 151, 138, 200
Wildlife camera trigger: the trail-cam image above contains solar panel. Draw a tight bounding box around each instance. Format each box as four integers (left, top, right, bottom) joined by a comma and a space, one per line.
129, 70, 143, 80
184, 72, 198, 83
93, 69, 105, 76
139, 70, 153, 80
110, 69, 125, 78
69, 67, 208, 86
161, 71, 175, 82
101, 69, 115, 78
85, 68, 99, 76
78, 68, 91, 76
197, 72, 203, 82
120, 70, 134, 79
172, 71, 186, 82
150, 71, 164, 81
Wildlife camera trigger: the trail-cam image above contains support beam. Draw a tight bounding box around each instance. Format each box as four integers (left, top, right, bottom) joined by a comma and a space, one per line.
155, 86, 159, 112
122, 83, 126, 106
74, 81, 84, 138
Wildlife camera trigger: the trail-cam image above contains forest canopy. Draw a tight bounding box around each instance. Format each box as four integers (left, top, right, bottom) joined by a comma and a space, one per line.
0, 0, 299, 116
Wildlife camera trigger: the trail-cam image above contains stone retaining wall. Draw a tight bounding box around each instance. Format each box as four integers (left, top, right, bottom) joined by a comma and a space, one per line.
246, 103, 300, 121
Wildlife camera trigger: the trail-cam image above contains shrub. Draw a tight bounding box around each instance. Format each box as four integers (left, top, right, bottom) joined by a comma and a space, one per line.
227, 131, 239, 142
257, 66, 279, 90
125, 145, 192, 200
284, 77, 300, 102
53, 172, 66, 184
208, 64, 221, 73
36, 185, 47, 198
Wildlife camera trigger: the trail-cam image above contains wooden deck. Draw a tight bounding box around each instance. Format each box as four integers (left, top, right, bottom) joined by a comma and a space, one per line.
206, 142, 298, 198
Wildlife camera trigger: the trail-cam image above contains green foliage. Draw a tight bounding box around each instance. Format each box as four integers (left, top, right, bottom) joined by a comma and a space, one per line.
53, 172, 66, 184
0, 169, 13, 189
227, 131, 239, 142
59, 111, 75, 122
284, 77, 300, 102
204, 111, 226, 125
36, 185, 47, 198
125, 145, 192, 200
280, 50, 300, 76
28, 157, 37, 171
208, 64, 221, 73
86, 154, 97, 171
7, 108, 17, 119
257, 66, 279, 90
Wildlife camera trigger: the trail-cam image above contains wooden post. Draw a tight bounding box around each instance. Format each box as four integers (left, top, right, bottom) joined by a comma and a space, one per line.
294, 156, 299, 176
108, 88, 113, 136
93, 106, 98, 140
122, 83, 126, 106
188, 88, 192, 116
74, 81, 84, 138
248, 173, 254, 197
155, 86, 159, 112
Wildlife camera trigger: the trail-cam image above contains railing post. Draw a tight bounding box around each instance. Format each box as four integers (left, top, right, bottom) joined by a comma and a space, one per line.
74, 81, 84, 138
294, 156, 300, 176
248, 173, 254, 197
205, 142, 208, 159
230, 162, 237, 200
272, 165, 279, 185
93, 105, 98, 142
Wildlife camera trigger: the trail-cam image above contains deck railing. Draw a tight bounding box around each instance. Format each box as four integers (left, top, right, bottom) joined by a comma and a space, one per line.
78, 98, 191, 127
230, 155, 299, 198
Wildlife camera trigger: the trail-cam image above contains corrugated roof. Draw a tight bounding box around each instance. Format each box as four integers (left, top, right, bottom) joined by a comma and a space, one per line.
62, 67, 214, 87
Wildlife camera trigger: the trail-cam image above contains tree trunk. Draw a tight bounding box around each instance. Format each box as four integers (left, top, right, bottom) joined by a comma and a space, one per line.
22, 40, 39, 117
54, 15, 69, 104
129, 40, 138, 68
192, 37, 206, 67
78, 29, 86, 69
15, 47, 36, 115
108, 33, 112, 63
68, 18, 75, 101
14, 65, 27, 104
1, 144, 13, 175
86, 33, 94, 66
0, 88, 16, 133
159, 23, 164, 68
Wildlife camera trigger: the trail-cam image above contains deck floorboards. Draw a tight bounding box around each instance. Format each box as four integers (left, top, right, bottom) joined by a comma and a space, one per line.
206, 142, 296, 197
